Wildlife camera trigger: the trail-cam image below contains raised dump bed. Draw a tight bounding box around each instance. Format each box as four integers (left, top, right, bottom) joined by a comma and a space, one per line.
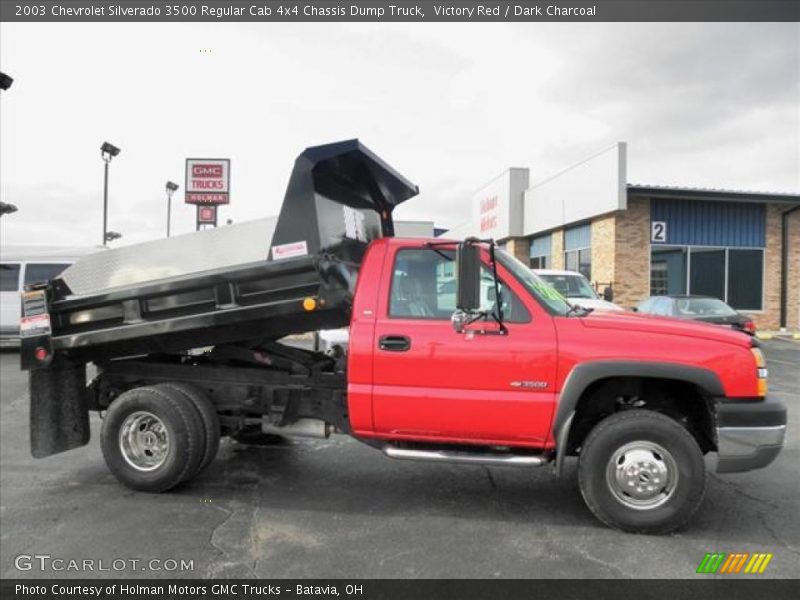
21, 139, 418, 364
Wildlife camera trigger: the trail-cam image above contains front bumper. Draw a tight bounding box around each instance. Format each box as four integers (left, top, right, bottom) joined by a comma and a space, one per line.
716, 395, 787, 473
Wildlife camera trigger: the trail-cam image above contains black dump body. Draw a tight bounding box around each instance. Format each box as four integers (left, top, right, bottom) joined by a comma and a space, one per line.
22, 140, 418, 366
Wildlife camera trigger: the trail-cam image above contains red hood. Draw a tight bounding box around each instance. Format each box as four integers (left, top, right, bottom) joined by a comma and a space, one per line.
580, 310, 752, 347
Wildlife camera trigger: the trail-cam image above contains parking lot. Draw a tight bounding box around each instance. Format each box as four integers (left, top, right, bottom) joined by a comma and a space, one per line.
0, 340, 798, 579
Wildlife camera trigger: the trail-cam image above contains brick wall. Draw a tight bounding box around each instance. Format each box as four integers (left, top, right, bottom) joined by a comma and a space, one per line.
744, 204, 800, 331
613, 198, 651, 309
591, 215, 616, 290
504, 237, 531, 265
787, 208, 800, 330
551, 229, 565, 269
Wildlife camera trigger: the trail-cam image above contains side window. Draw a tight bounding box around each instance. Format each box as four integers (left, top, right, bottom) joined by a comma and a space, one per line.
390, 249, 450, 318
0, 264, 21, 292
389, 249, 530, 322
652, 298, 673, 316
637, 298, 654, 313
24, 263, 71, 285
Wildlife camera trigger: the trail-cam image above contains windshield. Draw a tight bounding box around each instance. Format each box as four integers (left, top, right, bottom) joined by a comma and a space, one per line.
538, 273, 598, 299
495, 248, 570, 316
675, 297, 737, 317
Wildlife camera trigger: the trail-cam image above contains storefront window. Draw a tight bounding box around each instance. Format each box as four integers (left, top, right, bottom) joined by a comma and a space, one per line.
530, 255, 548, 269
565, 248, 591, 281
651, 247, 687, 296
649, 246, 763, 310
727, 249, 764, 311
564, 225, 591, 281
529, 234, 551, 270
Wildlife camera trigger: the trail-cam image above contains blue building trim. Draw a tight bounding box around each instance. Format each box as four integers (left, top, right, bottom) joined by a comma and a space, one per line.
651, 198, 766, 248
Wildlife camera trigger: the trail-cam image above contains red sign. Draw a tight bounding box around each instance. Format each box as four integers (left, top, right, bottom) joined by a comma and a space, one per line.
185, 158, 230, 204
480, 196, 498, 214
480, 195, 498, 233
192, 164, 223, 178
198, 205, 217, 223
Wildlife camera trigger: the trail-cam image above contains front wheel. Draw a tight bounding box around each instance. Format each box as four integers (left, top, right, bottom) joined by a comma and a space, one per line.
578, 409, 706, 534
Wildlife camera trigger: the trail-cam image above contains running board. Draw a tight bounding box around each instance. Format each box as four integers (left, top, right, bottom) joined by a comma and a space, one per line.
382, 446, 549, 468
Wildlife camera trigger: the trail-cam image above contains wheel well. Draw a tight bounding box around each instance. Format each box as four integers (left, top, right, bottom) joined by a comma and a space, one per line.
566, 377, 716, 455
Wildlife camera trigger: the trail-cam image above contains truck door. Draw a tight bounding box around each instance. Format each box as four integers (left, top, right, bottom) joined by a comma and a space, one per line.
371, 245, 558, 446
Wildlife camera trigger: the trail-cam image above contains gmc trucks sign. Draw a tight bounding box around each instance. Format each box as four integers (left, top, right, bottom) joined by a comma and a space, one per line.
185, 158, 230, 204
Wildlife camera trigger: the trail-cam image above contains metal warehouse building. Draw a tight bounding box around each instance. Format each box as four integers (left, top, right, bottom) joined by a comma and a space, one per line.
445, 143, 800, 331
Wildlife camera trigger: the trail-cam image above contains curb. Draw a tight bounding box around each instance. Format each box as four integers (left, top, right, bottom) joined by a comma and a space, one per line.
756, 331, 800, 342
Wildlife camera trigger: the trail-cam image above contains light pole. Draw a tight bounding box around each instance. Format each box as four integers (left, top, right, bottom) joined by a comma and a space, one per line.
0, 201, 18, 217
100, 142, 121, 246
165, 181, 179, 237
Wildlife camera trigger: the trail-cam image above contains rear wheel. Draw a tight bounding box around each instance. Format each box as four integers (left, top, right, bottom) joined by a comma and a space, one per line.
155, 383, 220, 477
100, 386, 204, 492
578, 409, 705, 534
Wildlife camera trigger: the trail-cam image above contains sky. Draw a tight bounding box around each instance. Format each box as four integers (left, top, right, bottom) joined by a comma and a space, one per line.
1, 21, 798, 248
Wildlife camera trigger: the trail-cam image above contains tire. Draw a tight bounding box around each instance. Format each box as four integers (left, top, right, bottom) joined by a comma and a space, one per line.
156, 383, 220, 477
100, 386, 204, 492
578, 409, 706, 534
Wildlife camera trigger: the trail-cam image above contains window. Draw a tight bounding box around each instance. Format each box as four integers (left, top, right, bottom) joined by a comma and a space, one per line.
529, 235, 551, 269
24, 263, 70, 285
652, 297, 674, 316
389, 248, 529, 322
637, 297, 655, 313
529, 255, 548, 269
727, 249, 763, 311
650, 247, 687, 296
537, 273, 597, 300
650, 263, 668, 296
649, 246, 763, 311
675, 297, 737, 317
564, 248, 591, 281
563, 225, 591, 281
0, 264, 21, 292
689, 248, 725, 299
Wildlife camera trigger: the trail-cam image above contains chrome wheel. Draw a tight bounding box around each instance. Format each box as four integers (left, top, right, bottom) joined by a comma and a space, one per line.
118, 411, 169, 472
605, 440, 678, 510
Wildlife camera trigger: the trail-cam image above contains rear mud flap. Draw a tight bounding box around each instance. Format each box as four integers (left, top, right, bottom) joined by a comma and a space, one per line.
30, 362, 90, 458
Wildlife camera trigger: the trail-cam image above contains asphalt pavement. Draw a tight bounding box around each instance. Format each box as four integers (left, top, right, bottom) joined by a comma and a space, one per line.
1, 340, 798, 579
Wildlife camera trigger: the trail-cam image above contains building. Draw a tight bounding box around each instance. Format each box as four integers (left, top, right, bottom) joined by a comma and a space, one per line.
394, 220, 435, 237
444, 143, 800, 331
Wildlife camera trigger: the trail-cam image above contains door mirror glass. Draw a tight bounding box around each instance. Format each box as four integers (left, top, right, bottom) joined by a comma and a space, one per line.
456, 243, 480, 311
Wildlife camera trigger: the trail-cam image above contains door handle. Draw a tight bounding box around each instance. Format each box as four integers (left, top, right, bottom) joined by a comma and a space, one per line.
379, 335, 411, 352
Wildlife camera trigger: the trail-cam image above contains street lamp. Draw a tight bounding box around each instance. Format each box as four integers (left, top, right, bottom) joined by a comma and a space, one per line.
100, 142, 121, 246
0, 201, 18, 217
0, 72, 13, 91
165, 181, 179, 237
0, 201, 18, 216
105, 231, 122, 242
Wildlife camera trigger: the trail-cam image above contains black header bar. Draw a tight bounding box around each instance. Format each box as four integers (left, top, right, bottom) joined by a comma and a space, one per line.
1, 1, 798, 23
3, 579, 800, 600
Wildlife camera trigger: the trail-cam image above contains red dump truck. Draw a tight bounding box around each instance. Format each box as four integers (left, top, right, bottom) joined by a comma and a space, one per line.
21, 140, 786, 533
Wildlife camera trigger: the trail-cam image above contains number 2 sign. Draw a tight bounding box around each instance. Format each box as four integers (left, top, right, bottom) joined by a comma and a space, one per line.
651, 221, 667, 243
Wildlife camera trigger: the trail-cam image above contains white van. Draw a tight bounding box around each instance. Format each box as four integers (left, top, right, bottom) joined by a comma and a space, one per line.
0, 246, 104, 347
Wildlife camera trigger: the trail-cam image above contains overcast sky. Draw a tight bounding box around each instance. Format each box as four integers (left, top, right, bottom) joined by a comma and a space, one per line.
1, 22, 797, 247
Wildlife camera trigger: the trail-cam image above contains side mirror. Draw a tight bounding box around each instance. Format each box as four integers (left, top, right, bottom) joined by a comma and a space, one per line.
456, 242, 480, 311
451, 310, 469, 333
603, 286, 614, 302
